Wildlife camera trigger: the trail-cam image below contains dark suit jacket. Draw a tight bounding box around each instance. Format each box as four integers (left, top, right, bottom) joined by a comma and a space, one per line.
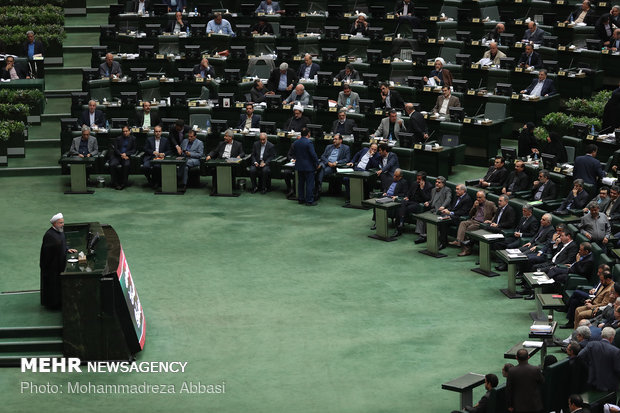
506, 363, 544, 412
466, 390, 494, 413
525, 78, 556, 96
553, 241, 580, 265
408, 111, 428, 141
558, 189, 590, 211
350, 147, 380, 171
251, 140, 275, 164
168, 125, 190, 148
238, 114, 262, 129
603, 198, 620, 222
331, 119, 356, 135
133, 0, 151, 12
250, 86, 267, 103
569, 253, 595, 279
405, 181, 432, 204
136, 111, 161, 128
21, 40, 44, 58
382, 177, 408, 195
297, 62, 320, 79
267, 68, 298, 92
530, 224, 555, 246
0, 64, 27, 80
450, 193, 474, 218
80, 109, 106, 128
569, 8, 596, 26
98, 61, 122, 77
208, 140, 245, 159
503, 170, 529, 193
111, 134, 137, 160
284, 115, 309, 133
336, 68, 360, 81
491, 204, 516, 229
143, 136, 171, 161
518, 51, 543, 69
482, 165, 508, 187
320, 144, 351, 166
522, 27, 545, 43
376, 89, 405, 110
573, 154, 605, 185
578, 339, 620, 391
378, 152, 399, 177
531, 179, 557, 201
192, 64, 216, 78
292, 136, 318, 172
167, 19, 189, 33
514, 215, 540, 238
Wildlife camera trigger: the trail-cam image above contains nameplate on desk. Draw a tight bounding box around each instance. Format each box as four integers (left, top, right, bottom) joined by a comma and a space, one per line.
602, 49, 610, 54
428, 38, 436, 44
557, 22, 566, 28
423, 114, 428, 119
300, 12, 307, 17
472, 18, 480, 23
556, 0, 564, 4
514, 67, 523, 72
328, 107, 337, 112
282, 104, 292, 110
277, 131, 285, 137
463, 118, 472, 123
382, 58, 391, 64
467, 89, 476, 95
553, 166, 562, 173
414, 144, 423, 150
340, 34, 349, 40
387, 14, 395, 19
247, 55, 256, 59
333, 81, 342, 86
558, 70, 566, 76
515, 42, 523, 49
293, 55, 302, 61
471, 40, 480, 46
430, 16, 438, 21
323, 134, 332, 140
296, 34, 304, 39
470, 63, 480, 69
586, 134, 595, 140
384, 36, 393, 42
599, 2, 607, 7
423, 86, 432, 92
337, 57, 346, 62
257, 12, 265, 16
374, 109, 383, 115
558, 45, 566, 51
188, 101, 197, 107
515, 20, 523, 25
515, 0, 522, 3
344, 13, 352, 17
131, 127, 140, 133
511, 93, 520, 100
148, 76, 159, 81
195, 77, 204, 82
241, 78, 251, 82
235, 102, 245, 108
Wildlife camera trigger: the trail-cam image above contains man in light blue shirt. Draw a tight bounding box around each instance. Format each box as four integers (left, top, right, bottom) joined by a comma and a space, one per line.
206, 13, 236, 36
284, 84, 311, 106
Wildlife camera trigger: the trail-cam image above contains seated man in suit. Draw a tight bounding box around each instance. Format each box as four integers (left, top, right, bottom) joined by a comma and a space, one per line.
266, 63, 298, 94
527, 229, 580, 278
424, 58, 453, 87
376, 83, 405, 110
602, 185, 620, 225
376, 143, 400, 190
579, 202, 611, 247
522, 21, 545, 44
167, 11, 188, 33
469, 156, 509, 189
193, 57, 216, 78
250, 132, 276, 194
438, 184, 473, 249
255, 0, 282, 14
395, 0, 420, 29
206, 12, 235, 36
502, 160, 530, 197
238, 103, 261, 131
611, 28, 620, 52
316, 134, 351, 197
520, 69, 556, 97
455, 373, 499, 413
393, 171, 432, 238
283, 106, 310, 132
517, 44, 542, 70
168, 118, 190, 155
563, 264, 613, 328
370, 168, 408, 230
136, 101, 160, 130
332, 109, 357, 135
297, 54, 320, 80
336, 64, 360, 82
459, 194, 516, 256
142, 125, 171, 188
337, 84, 360, 111
133, 0, 150, 14
494, 203, 541, 252
80, 100, 106, 129
374, 109, 406, 143
109, 125, 137, 190
251, 17, 274, 35
432, 86, 461, 116
573, 144, 605, 185
556, 179, 590, 213
479, 41, 506, 66
1, 56, 28, 80
178, 129, 204, 191
99, 53, 122, 78
283, 84, 310, 106
250, 79, 267, 103
449, 190, 497, 252
531, 169, 557, 201
404, 103, 429, 143
409, 176, 453, 241
69, 126, 99, 158
486, 23, 505, 43
343, 143, 380, 204
565, 0, 596, 25
588, 186, 611, 213
205, 129, 245, 193
547, 241, 594, 285
577, 327, 620, 392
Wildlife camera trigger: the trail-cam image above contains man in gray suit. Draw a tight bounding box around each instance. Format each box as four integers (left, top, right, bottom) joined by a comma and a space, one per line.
177, 129, 204, 190
409, 176, 452, 241
69, 126, 99, 158
374, 109, 406, 142
316, 134, 351, 197
331, 109, 357, 135
522, 21, 545, 44
98, 53, 122, 78
337, 84, 360, 111
432, 86, 461, 115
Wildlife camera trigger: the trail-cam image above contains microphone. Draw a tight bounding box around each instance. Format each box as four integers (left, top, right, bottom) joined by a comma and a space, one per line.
473, 103, 485, 118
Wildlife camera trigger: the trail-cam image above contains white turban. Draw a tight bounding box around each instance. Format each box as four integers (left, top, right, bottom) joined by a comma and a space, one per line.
435, 57, 446, 66
50, 213, 63, 223
293, 105, 304, 112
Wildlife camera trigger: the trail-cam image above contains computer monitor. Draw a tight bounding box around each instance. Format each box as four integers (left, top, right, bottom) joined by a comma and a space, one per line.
152, 3, 168, 16
441, 134, 459, 147
456, 31, 471, 43
280, 25, 296, 38
449, 107, 465, 123
177, 67, 194, 82
411, 29, 428, 43
499, 57, 515, 70
499, 33, 515, 47
210, 119, 228, 136
266, 95, 282, 109
543, 60, 558, 73
313, 96, 329, 111
260, 121, 277, 135
224, 69, 241, 83
277, 47, 293, 62
91, 46, 108, 66
307, 124, 324, 139
169, 91, 186, 107
111, 117, 129, 129
317, 71, 333, 86
138, 45, 155, 59
240, 3, 255, 16
455, 54, 471, 67
230, 46, 247, 60
410, 51, 426, 66
573, 122, 589, 139
82, 68, 99, 84
586, 39, 601, 50
184, 45, 201, 60
120, 92, 138, 107
352, 127, 369, 142
324, 26, 340, 40
285, 4, 299, 16
72, 92, 89, 109
358, 99, 375, 115
541, 153, 557, 169
369, 5, 385, 18
367, 49, 382, 65
368, 27, 383, 41
361, 73, 379, 88
145, 24, 161, 37
130, 67, 147, 82
496, 83, 513, 96
501, 146, 517, 161
190, 23, 206, 38
452, 79, 468, 93
100, 24, 116, 40
407, 76, 425, 89
398, 132, 414, 148
236, 24, 251, 38
542, 35, 558, 48
321, 48, 338, 63
218, 92, 235, 108
61, 117, 78, 133
109, 4, 124, 17
327, 4, 343, 18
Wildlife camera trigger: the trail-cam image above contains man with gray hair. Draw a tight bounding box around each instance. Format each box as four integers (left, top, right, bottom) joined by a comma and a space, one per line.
99, 53, 122, 78
40, 213, 77, 309
297, 53, 320, 79
284, 84, 310, 106
69, 126, 99, 158
580, 201, 611, 247
79, 100, 106, 129
206, 129, 244, 194
398, 175, 451, 240
22, 30, 44, 60
578, 326, 620, 391
250, 132, 276, 194
611, 5, 620, 28
556, 179, 590, 212
267, 62, 298, 93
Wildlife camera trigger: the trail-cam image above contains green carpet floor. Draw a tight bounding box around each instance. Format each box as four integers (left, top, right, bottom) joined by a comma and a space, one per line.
0, 174, 566, 412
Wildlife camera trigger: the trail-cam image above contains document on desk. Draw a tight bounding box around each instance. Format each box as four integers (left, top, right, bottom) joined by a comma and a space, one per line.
336, 168, 354, 173
532, 275, 554, 284
375, 197, 394, 204
530, 324, 552, 334
522, 341, 543, 348
483, 233, 504, 239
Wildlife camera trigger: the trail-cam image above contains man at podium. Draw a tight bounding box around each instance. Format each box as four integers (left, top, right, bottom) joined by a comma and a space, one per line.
40, 213, 77, 309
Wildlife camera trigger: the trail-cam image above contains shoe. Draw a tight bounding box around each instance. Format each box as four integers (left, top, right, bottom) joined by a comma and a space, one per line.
391, 230, 401, 237
115, 185, 122, 190
251, 187, 259, 193
370, 223, 376, 230
458, 247, 472, 257
523, 294, 535, 300
495, 263, 508, 271
261, 188, 267, 194
438, 243, 446, 250
515, 289, 529, 295
306, 202, 317, 206
414, 236, 427, 244
344, 200, 350, 206
298, 200, 305, 205
448, 240, 461, 247
559, 322, 573, 329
